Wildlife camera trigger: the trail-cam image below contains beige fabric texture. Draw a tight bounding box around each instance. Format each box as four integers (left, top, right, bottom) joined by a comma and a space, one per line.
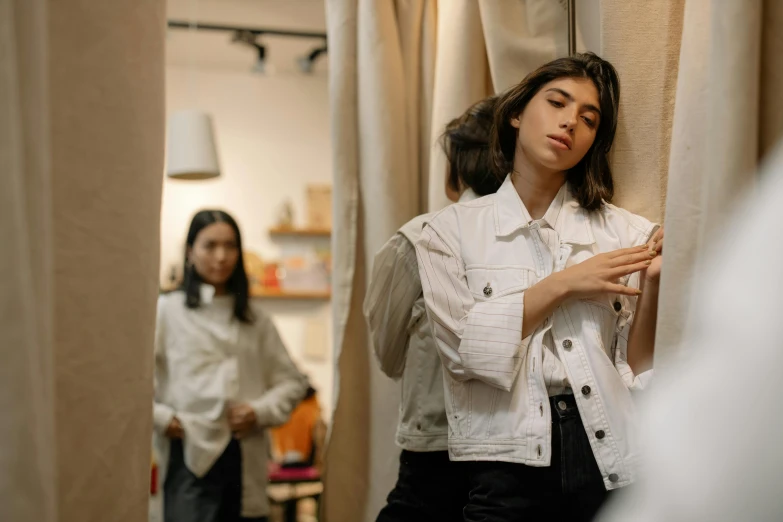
0, 1, 166, 521
654, 0, 783, 370
599, 0, 685, 223
1, 1, 57, 520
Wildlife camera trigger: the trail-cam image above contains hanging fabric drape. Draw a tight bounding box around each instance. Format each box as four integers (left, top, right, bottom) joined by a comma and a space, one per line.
654, 0, 783, 370
1, 1, 57, 519
0, 1, 166, 520
598, 0, 685, 223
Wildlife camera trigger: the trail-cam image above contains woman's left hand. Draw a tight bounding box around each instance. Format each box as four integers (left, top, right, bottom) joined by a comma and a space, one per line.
228, 403, 257, 439
644, 227, 664, 284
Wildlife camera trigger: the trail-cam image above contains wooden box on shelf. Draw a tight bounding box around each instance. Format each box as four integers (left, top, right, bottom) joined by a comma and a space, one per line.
306, 184, 332, 230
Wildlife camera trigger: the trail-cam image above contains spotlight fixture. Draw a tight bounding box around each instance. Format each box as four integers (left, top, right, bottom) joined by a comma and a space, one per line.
232, 30, 267, 74
297, 44, 328, 73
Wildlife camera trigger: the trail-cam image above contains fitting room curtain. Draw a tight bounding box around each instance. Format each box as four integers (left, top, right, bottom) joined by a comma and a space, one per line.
0, 1, 165, 521
653, 0, 783, 369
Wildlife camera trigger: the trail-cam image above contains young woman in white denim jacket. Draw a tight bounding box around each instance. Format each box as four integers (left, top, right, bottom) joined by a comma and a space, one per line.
364, 96, 503, 522
415, 53, 664, 522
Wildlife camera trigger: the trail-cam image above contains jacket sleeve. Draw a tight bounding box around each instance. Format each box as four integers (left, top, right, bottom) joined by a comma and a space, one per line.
414, 218, 529, 392
363, 232, 422, 379
612, 223, 660, 392
249, 313, 307, 427
152, 295, 176, 433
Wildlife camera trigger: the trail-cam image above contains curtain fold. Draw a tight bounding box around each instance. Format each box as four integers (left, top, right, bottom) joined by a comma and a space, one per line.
0, 1, 57, 520
325, 1, 434, 519
599, 0, 685, 223
654, 0, 783, 369
1, 1, 165, 520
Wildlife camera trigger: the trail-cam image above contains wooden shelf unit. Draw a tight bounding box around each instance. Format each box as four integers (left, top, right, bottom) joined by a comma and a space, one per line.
268, 227, 331, 238
251, 288, 331, 300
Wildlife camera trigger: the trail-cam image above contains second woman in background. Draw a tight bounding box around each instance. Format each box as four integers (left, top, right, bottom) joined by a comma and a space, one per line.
364, 96, 502, 522
153, 210, 307, 522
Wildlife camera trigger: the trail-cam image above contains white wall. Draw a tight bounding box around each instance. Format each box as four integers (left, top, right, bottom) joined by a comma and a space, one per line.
162, 0, 334, 420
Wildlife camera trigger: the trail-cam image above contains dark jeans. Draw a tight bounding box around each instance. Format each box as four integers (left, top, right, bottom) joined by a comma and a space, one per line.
462, 394, 612, 522
164, 438, 268, 522
376, 449, 469, 522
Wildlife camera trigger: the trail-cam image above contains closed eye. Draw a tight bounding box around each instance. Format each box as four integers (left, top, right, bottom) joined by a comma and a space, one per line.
582, 116, 596, 128
548, 100, 564, 108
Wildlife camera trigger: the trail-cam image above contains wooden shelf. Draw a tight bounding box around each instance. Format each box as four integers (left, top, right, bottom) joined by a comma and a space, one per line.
251, 288, 331, 300
269, 227, 331, 237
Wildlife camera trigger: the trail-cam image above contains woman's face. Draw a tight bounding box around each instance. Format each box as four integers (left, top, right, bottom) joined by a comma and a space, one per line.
512, 77, 601, 174
188, 222, 239, 287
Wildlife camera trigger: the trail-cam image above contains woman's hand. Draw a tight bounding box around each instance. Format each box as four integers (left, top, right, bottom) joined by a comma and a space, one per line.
551, 245, 655, 300
643, 227, 664, 284
165, 417, 184, 439
228, 403, 257, 439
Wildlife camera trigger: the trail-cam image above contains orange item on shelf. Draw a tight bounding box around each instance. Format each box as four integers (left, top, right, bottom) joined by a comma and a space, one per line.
271, 393, 323, 467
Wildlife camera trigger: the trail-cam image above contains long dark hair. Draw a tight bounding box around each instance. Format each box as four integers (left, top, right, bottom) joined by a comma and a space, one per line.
441, 95, 503, 196
491, 52, 621, 210
182, 210, 254, 324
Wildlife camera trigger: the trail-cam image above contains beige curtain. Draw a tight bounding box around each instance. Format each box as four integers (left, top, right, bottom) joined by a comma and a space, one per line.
325, 1, 569, 520
654, 0, 783, 369
0, 1, 165, 521
324, 2, 435, 520
1, 1, 57, 519
599, 0, 685, 223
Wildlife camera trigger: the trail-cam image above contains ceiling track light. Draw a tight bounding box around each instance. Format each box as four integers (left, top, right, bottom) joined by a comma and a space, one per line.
169, 20, 328, 74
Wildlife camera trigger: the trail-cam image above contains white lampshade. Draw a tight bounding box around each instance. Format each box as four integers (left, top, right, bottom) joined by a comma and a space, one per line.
166, 110, 221, 180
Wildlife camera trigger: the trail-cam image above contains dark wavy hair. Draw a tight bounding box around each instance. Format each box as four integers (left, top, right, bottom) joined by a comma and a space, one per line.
182, 210, 254, 324
491, 52, 621, 210
441, 95, 503, 197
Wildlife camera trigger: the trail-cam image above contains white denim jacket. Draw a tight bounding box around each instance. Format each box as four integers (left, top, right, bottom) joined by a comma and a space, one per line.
415, 176, 657, 490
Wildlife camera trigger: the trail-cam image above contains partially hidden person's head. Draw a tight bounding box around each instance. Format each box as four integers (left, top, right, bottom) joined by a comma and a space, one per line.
182, 209, 254, 323
492, 52, 620, 210
441, 95, 503, 202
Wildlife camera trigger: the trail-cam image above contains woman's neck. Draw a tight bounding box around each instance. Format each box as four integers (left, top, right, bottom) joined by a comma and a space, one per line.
512, 151, 566, 220
212, 284, 228, 296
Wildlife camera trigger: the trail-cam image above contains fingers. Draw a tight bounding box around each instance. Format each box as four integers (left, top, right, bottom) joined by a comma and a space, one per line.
606, 283, 643, 296
648, 227, 664, 252
610, 259, 652, 278
607, 245, 648, 259
233, 429, 250, 440
611, 249, 656, 268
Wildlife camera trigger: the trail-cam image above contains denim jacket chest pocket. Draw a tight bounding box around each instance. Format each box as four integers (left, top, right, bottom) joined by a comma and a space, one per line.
465, 265, 536, 301
448, 266, 537, 440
